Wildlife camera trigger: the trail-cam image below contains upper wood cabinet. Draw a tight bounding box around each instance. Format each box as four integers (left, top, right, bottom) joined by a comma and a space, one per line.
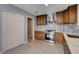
69, 5, 77, 24
63, 9, 69, 24
56, 11, 64, 24
56, 4, 77, 24
36, 15, 47, 25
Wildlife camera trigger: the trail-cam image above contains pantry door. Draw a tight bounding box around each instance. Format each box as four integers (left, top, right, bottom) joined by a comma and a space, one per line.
2, 12, 25, 51
15, 14, 24, 45
2, 12, 15, 51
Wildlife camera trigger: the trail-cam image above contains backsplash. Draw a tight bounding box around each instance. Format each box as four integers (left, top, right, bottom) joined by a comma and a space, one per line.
64, 24, 77, 32
56, 24, 64, 32
35, 22, 79, 33
57, 24, 79, 33
45, 22, 78, 33
35, 25, 46, 31
45, 22, 57, 30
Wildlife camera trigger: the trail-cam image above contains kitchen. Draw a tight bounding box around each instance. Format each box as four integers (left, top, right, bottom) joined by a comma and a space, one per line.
1, 0, 79, 59
34, 4, 79, 54
0, 4, 79, 54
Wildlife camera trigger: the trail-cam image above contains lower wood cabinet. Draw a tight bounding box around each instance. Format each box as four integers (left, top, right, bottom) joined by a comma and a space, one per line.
35, 31, 45, 40
55, 32, 64, 44
55, 32, 71, 54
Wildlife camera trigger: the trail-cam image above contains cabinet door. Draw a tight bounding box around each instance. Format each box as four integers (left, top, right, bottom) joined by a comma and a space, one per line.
40, 16, 42, 25
56, 11, 64, 24
36, 16, 41, 25
40, 32, 45, 40
36, 15, 47, 25
55, 32, 64, 44
63, 9, 69, 23
69, 5, 77, 24
41, 15, 47, 25
15, 14, 24, 46
2, 12, 24, 51
35, 31, 45, 40
35, 31, 39, 39
2, 12, 15, 51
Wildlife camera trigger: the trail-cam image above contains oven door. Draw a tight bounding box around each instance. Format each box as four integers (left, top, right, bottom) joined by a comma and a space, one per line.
45, 31, 55, 41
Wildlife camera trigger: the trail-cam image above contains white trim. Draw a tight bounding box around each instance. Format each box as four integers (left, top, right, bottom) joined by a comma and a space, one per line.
0, 42, 25, 54
25, 16, 35, 43
32, 17, 35, 40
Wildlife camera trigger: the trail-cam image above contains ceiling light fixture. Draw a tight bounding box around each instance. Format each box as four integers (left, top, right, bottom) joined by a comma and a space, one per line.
45, 4, 48, 6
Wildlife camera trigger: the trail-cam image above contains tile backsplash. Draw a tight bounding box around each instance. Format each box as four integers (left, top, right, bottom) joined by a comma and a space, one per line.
45, 22, 79, 33
57, 24, 79, 33
45, 22, 57, 30
35, 21, 79, 34
64, 24, 77, 32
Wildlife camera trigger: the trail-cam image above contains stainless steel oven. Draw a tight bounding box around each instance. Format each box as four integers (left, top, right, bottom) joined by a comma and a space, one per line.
45, 30, 55, 42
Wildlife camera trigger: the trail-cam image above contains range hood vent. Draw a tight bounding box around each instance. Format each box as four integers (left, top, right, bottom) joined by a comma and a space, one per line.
47, 13, 56, 23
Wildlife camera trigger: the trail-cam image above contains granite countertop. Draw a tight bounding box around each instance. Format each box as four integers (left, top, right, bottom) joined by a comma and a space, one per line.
63, 32, 79, 54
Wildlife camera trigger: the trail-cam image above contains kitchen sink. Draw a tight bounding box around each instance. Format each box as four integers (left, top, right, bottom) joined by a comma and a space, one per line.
67, 34, 79, 38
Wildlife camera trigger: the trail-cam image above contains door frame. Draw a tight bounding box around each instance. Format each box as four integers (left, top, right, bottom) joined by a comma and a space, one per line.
25, 16, 35, 43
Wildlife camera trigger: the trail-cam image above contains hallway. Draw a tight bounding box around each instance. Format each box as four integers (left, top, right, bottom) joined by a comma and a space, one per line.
4, 40, 64, 54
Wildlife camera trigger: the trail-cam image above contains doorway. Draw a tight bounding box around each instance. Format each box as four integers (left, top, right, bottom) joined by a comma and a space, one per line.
27, 17, 33, 42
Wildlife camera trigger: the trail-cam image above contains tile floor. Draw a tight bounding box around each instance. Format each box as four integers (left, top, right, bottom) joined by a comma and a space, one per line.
4, 39, 64, 54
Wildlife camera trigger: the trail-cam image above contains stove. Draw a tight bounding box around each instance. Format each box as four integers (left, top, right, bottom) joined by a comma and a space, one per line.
45, 30, 56, 42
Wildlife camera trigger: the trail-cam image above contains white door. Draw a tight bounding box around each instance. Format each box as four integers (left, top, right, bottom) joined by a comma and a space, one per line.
14, 14, 24, 46
2, 12, 25, 51
2, 12, 15, 51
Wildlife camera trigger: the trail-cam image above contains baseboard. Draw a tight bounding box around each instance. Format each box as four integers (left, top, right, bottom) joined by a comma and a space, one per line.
0, 42, 25, 54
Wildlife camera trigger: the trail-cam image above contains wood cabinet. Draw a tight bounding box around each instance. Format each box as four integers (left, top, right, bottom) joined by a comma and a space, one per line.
63, 9, 69, 23
56, 5, 77, 24
35, 31, 45, 40
63, 37, 71, 54
55, 32, 64, 44
56, 11, 64, 24
69, 5, 77, 24
36, 15, 47, 25
55, 32, 71, 54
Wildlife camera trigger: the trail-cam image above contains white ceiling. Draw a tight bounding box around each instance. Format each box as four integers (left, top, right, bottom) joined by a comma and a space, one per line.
13, 4, 72, 16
